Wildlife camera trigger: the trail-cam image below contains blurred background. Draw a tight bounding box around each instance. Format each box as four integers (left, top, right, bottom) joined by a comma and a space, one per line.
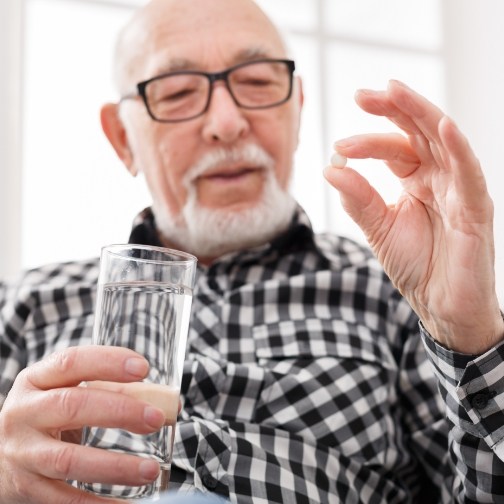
0, 0, 503, 303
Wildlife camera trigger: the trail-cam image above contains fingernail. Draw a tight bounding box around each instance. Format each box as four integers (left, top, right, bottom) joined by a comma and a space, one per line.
355, 88, 378, 97
323, 165, 336, 179
389, 79, 408, 89
144, 406, 165, 429
124, 357, 149, 378
139, 459, 160, 481
333, 138, 354, 149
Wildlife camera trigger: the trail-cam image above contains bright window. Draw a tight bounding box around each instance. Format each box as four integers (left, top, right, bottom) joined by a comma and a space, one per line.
21, 0, 443, 268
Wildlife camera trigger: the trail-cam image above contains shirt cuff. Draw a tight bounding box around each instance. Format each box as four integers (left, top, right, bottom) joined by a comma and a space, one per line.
420, 322, 504, 459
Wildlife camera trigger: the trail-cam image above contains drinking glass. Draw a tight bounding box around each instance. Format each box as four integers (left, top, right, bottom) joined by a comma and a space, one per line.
79, 244, 197, 500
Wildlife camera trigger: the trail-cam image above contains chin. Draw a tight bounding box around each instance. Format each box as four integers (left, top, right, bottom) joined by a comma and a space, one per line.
153, 176, 297, 259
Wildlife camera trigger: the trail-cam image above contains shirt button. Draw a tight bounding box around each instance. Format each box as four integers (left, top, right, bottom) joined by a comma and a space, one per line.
471, 392, 490, 410
202, 473, 218, 490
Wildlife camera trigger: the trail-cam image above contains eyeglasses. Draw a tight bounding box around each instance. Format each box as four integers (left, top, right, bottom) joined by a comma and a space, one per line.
120, 58, 296, 123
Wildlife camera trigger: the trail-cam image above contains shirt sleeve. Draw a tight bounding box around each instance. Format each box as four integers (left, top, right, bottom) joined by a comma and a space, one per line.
0, 260, 97, 399
0, 279, 27, 397
420, 323, 504, 503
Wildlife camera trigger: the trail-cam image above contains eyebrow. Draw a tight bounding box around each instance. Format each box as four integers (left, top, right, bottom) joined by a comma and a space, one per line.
232, 47, 278, 63
154, 47, 279, 74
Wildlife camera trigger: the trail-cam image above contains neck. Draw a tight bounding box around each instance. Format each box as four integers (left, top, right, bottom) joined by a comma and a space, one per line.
157, 233, 215, 266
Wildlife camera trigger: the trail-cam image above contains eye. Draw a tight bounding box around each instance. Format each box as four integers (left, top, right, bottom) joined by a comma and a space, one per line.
236, 77, 273, 87
160, 87, 198, 101
148, 75, 204, 104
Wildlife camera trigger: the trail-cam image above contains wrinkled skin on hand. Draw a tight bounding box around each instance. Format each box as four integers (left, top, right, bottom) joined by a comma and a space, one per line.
324, 80, 504, 355
0, 346, 167, 503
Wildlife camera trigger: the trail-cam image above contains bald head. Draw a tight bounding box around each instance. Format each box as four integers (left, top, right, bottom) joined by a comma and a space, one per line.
113, 0, 288, 95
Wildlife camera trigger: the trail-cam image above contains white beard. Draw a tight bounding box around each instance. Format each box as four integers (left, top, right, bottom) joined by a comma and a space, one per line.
152, 144, 297, 259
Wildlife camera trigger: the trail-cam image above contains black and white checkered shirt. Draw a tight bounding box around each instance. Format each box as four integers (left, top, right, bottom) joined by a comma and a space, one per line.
2, 207, 504, 503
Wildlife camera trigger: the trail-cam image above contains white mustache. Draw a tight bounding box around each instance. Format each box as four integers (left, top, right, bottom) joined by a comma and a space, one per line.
183, 144, 275, 188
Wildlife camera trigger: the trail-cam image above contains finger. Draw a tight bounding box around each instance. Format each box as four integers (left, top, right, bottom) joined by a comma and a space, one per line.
349, 84, 453, 172
27, 439, 160, 486
439, 115, 490, 212
386, 80, 446, 146
87, 381, 179, 424
334, 133, 419, 179
24, 346, 149, 390
408, 134, 449, 173
323, 164, 389, 243
17, 476, 125, 504
354, 88, 422, 135
355, 84, 451, 170
27, 386, 166, 432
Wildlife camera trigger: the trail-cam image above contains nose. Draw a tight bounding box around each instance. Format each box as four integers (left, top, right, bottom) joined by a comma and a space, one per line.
201, 82, 250, 144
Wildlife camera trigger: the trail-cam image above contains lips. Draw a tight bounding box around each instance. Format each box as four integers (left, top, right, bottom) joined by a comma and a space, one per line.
199, 166, 262, 182
192, 161, 267, 208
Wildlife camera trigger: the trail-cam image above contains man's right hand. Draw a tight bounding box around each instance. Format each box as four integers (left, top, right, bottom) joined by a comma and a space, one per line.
0, 346, 166, 503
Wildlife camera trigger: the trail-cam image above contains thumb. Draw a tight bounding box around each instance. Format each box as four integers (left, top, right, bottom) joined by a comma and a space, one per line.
323, 165, 388, 242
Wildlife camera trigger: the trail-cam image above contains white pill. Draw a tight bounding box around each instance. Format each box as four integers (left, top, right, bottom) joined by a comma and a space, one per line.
330, 152, 347, 168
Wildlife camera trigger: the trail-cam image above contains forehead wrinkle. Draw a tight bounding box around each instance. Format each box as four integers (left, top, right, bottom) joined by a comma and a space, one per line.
150, 46, 285, 77
114, 0, 289, 92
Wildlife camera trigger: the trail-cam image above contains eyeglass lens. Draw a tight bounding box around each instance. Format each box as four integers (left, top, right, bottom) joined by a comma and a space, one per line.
144, 60, 292, 122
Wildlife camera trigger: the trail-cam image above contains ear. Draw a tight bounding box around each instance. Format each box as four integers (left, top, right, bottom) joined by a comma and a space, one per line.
295, 75, 304, 109
100, 103, 137, 176
293, 76, 304, 148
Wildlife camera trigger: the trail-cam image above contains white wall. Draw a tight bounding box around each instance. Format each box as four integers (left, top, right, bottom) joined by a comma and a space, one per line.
442, 0, 504, 303
0, 0, 23, 280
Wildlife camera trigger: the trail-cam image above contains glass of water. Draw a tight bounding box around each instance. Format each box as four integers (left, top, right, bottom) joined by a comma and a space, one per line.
79, 244, 197, 500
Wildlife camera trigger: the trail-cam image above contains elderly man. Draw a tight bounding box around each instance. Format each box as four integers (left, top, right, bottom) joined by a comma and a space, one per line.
1, 0, 504, 502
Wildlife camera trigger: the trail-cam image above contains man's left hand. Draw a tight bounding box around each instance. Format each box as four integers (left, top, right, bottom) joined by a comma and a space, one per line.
324, 80, 503, 354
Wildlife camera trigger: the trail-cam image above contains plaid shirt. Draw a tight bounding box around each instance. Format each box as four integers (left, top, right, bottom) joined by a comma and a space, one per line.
2, 207, 504, 503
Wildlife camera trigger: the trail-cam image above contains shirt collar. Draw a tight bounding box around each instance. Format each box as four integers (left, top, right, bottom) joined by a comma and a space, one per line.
128, 205, 319, 266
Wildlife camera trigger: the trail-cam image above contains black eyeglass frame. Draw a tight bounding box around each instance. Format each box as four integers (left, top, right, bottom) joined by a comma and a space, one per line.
120, 58, 296, 123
